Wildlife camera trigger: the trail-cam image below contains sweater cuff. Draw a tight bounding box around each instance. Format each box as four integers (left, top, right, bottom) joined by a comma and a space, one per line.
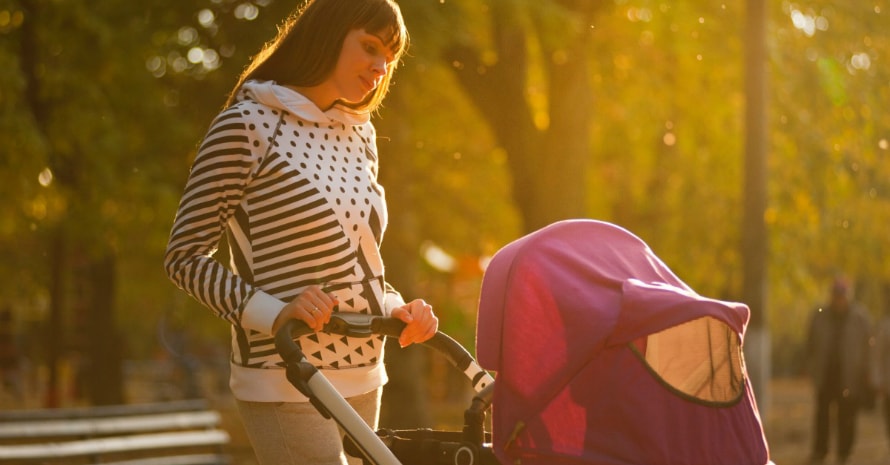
384, 291, 406, 317
242, 290, 285, 335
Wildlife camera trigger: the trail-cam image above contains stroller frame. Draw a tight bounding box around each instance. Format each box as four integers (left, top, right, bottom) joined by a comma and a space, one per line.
274, 312, 496, 465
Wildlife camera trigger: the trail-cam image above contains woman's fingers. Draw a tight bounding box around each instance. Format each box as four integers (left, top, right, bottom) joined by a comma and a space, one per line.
297, 286, 337, 331
276, 292, 438, 346
393, 300, 438, 347
271, 285, 338, 335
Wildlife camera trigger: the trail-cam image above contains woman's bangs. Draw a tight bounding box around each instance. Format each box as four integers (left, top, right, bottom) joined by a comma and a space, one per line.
360, 6, 407, 57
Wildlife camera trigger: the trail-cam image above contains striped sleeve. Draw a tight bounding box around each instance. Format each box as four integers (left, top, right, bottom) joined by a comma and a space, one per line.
163, 106, 263, 327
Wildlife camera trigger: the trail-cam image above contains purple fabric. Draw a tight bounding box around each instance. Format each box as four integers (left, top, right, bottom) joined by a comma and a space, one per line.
476, 219, 769, 465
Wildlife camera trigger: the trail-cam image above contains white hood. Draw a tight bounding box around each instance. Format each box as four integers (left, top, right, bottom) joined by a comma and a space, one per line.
240, 80, 371, 126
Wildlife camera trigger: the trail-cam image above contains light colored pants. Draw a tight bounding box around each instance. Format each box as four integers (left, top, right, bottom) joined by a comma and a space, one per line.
236, 388, 381, 465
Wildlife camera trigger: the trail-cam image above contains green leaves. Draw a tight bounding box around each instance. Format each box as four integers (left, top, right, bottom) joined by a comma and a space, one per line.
0, 0, 887, 370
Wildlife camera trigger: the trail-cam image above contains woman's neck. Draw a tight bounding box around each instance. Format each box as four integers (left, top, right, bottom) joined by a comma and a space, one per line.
287, 84, 336, 111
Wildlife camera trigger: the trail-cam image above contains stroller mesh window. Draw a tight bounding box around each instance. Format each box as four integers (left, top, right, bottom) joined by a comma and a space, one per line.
637, 316, 744, 404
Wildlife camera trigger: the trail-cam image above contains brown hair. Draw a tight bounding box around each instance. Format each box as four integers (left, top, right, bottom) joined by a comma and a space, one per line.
225, 0, 409, 112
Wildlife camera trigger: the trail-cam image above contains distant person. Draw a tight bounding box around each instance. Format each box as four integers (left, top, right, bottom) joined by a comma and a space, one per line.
806, 277, 873, 465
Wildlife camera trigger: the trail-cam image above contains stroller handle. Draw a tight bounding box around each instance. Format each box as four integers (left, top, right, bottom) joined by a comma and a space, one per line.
274, 312, 493, 393
274, 312, 496, 465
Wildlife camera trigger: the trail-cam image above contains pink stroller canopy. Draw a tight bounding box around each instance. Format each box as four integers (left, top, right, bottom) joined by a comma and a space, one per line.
476, 220, 769, 465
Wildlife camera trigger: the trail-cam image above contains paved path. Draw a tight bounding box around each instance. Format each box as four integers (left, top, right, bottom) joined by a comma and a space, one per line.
4, 369, 890, 464
767, 378, 889, 465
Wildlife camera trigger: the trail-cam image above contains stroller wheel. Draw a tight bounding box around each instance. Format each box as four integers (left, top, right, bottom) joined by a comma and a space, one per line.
454, 445, 474, 465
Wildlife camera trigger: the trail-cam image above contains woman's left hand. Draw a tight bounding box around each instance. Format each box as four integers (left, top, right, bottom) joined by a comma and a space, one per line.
391, 299, 438, 347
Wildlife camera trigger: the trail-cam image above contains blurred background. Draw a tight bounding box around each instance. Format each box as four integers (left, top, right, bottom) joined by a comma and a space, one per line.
0, 0, 888, 462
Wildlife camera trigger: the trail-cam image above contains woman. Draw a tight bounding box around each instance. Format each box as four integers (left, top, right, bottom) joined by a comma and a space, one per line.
163, 0, 437, 463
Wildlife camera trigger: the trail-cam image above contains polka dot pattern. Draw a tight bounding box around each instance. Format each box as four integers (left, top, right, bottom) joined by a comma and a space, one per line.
238, 104, 386, 369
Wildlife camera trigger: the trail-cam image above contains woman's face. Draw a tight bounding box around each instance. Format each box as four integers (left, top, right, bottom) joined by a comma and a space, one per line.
319, 28, 395, 107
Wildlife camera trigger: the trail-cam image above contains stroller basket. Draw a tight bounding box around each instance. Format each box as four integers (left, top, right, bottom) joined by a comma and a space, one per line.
345, 428, 497, 465
275, 312, 496, 465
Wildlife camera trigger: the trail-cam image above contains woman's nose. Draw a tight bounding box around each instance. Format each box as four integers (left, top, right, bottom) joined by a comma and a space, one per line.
371, 56, 387, 77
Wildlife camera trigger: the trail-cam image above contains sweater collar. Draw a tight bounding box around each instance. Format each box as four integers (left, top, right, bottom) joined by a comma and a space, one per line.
239, 80, 371, 126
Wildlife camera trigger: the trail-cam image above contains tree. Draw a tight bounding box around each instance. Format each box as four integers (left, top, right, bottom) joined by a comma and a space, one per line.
1, 0, 259, 405
766, 1, 890, 360
442, 0, 608, 233
13, 0, 128, 405
743, 0, 769, 414
2, 0, 888, 416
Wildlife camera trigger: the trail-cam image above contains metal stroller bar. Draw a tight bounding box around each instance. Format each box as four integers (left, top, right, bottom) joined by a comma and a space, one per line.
275, 315, 401, 465
274, 312, 495, 465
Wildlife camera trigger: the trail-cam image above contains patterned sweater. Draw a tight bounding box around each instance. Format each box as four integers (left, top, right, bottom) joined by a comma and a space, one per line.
164, 80, 405, 402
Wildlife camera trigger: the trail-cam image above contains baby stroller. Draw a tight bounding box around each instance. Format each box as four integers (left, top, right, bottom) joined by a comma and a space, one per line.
275, 219, 772, 465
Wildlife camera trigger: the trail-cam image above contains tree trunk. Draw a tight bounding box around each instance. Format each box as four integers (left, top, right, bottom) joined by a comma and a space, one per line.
20, 0, 61, 408
84, 253, 125, 405
743, 0, 770, 416
537, 24, 593, 231
446, 2, 594, 233
20, 0, 124, 406
46, 232, 65, 407
376, 87, 432, 429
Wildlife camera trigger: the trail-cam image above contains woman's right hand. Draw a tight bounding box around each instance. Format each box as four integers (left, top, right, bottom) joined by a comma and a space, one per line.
271, 285, 337, 335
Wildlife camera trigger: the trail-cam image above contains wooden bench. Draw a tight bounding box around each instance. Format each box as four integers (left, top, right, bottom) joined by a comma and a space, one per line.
0, 399, 231, 464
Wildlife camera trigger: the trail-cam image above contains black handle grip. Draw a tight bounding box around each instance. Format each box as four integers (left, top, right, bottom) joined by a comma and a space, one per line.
274, 319, 312, 364
370, 315, 408, 339
274, 313, 406, 364
274, 312, 476, 375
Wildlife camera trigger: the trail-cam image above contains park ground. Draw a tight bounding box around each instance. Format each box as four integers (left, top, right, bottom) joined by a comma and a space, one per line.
142, 376, 890, 465
199, 376, 890, 464
3, 370, 890, 465
766, 378, 889, 465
